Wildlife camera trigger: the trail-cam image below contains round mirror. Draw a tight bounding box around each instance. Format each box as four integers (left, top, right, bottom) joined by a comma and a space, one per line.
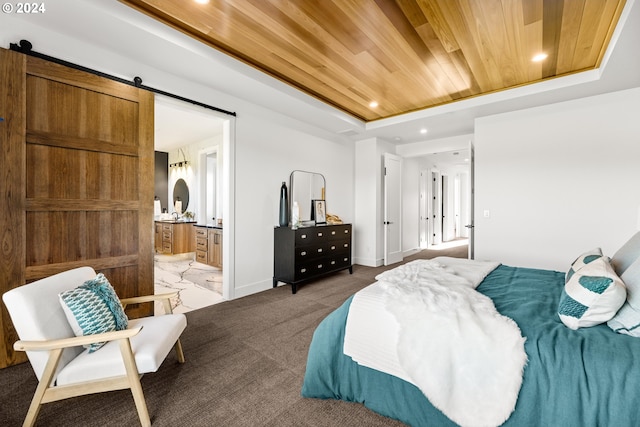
172, 179, 189, 213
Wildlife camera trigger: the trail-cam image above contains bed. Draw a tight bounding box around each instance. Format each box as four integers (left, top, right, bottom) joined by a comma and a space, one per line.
301, 233, 640, 427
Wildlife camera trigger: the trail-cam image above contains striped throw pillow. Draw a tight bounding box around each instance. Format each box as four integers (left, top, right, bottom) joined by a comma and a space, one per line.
59, 273, 128, 352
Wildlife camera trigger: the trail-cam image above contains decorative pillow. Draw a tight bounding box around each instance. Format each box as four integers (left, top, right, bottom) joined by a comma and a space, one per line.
610, 232, 640, 276
558, 257, 626, 330
59, 273, 128, 352
608, 258, 640, 336
565, 248, 603, 283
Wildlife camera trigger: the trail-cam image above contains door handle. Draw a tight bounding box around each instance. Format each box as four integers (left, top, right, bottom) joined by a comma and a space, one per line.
464, 224, 474, 229
384, 221, 394, 225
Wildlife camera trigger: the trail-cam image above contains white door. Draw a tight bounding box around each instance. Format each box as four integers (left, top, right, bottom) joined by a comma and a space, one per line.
384, 153, 403, 265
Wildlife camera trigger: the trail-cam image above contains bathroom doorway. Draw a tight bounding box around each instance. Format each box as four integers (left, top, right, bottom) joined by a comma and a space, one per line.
153, 95, 234, 313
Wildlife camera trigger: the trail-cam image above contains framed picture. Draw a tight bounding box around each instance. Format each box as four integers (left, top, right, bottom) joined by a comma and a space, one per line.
312, 199, 326, 224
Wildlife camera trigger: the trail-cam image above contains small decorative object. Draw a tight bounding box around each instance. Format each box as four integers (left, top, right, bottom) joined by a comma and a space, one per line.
313, 199, 326, 224
292, 201, 300, 229
279, 181, 288, 227
326, 213, 343, 224
184, 211, 195, 220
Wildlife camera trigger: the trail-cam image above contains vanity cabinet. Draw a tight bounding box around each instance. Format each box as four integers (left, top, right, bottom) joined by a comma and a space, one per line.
273, 224, 352, 294
195, 227, 208, 263
209, 229, 222, 268
195, 225, 223, 269
155, 222, 195, 254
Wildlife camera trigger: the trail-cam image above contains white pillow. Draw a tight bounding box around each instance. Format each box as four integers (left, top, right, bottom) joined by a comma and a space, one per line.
558, 257, 626, 330
608, 258, 640, 336
565, 248, 603, 283
610, 232, 640, 276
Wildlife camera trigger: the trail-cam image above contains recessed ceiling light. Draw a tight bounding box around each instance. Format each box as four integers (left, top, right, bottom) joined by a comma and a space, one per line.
532, 53, 548, 62
194, 0, 210, 4
369, 101, 378, 108
420, 128, 427, 134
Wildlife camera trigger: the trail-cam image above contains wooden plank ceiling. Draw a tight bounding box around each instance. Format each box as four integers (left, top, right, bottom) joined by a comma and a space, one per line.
120, 0, 626, 122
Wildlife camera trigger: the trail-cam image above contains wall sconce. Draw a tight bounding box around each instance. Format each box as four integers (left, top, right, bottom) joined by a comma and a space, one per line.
170, 148, 189, 169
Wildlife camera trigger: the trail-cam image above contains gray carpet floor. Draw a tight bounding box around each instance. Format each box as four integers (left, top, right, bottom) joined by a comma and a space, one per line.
0, 245, 467, 426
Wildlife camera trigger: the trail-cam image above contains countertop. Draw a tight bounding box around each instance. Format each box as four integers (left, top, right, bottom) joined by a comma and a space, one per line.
194, 223, 223, 229
155, 219, 197, 224
155, 219, 222, 229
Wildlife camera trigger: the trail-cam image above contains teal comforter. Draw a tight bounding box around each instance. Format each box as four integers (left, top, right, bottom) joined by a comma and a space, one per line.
301, 265, 640, 426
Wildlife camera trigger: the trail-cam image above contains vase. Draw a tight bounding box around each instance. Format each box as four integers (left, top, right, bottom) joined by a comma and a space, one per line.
279, 181, 289, 227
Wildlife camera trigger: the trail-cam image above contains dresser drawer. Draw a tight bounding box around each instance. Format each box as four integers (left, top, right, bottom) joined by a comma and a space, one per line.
294, 228, 332, 246
196, 238, 208, 251
195, 228, 208, 238
295, 240, 350, 260
295, 258, 331, 281
327, 254, 351, 270
326, 225, 351, 240
196, 250, 207, 263
162, 231, 172, 242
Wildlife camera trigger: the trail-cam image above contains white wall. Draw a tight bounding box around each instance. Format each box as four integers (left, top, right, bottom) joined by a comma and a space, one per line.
234, 112, 354, 297
166, 136, 222, 223
475, 87, 640, 271
402, 157, 420, 255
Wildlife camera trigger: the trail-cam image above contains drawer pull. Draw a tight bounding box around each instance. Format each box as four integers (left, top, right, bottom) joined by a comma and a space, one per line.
317, 248, 323, 253
331, 231, 336, 235
331, 260, 336, 265
317, 232, 323, 237
331, 245, 336, 250
343, 257, 348, 262
344, 243, 349, 248
301, 234, 307, 239
317, 264, 323, 269
344, 230, 349, 234
301, 268, 307, 273
301, 251, 307, 256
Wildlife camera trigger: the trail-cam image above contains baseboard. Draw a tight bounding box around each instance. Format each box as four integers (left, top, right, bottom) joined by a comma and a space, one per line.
233, 279, 272, 299
403, 248, 421, 257
354, 257, 383, 267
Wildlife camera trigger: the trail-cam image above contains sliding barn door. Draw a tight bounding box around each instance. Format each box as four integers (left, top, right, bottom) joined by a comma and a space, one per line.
0, 48, 154, 368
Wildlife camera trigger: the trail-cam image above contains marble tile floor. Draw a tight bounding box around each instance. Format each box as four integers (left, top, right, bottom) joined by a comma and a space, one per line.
154, 253, 224, 314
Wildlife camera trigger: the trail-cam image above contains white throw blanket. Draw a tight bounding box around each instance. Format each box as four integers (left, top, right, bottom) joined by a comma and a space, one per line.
344, 258, 527, 427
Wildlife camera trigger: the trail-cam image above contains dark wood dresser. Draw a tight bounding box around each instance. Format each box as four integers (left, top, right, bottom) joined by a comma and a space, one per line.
273, 224, 353, 294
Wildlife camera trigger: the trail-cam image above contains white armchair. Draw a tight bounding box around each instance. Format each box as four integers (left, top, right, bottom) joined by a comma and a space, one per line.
2, 266, 187, 427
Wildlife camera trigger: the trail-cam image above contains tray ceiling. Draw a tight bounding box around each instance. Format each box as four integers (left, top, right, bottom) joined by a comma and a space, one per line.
120, 0, 626, 122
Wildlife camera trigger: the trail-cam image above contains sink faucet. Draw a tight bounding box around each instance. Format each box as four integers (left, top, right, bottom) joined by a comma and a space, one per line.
172, 212, 179, 220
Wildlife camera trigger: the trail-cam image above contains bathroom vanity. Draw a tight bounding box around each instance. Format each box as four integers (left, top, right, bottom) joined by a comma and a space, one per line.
154, 221, 196, 254
194, 224, 223, 269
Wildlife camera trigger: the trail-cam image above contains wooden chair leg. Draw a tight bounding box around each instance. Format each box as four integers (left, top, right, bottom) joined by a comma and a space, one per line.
23, 348, 64, 427
174, 339, 185, 364
119, 339, 151, 427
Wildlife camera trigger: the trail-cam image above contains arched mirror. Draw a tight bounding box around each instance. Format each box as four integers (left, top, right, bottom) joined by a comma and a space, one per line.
290, 170, 326, 226
173, 178, 189, 213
